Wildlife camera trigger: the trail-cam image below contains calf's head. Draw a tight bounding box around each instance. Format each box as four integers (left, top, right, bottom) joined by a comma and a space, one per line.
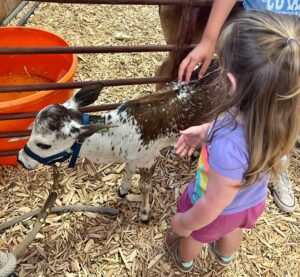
18, 85, 108, 169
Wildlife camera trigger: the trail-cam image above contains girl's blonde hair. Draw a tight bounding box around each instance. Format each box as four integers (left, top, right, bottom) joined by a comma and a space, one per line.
215, 11, 300, 187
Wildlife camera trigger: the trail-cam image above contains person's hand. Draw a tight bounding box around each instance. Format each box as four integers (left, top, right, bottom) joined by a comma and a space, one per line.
174, 124, 209, 157
170, 213, 192, 237
178, 38, 216, 84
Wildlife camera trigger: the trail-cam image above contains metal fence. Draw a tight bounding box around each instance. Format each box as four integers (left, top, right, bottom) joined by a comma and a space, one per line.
0, 0, 241, 158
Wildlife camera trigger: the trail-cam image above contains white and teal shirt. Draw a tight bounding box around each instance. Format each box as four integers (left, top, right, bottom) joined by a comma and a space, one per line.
243, 0, 300, 16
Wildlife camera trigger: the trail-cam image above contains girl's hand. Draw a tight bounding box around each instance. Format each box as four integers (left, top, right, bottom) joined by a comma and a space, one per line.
174, 124, 209, 157
170, 213, 192, 237
178, 38, 215, 84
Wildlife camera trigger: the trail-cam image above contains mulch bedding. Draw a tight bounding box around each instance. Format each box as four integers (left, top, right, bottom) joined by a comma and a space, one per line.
0, 2, 299, 276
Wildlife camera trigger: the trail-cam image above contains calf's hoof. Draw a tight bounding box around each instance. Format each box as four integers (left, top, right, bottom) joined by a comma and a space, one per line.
139, 209, 150, 224
118, 188, 128, 198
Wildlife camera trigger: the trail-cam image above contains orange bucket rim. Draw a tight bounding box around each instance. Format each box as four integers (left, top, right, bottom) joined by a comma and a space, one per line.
0, 26, 78, 112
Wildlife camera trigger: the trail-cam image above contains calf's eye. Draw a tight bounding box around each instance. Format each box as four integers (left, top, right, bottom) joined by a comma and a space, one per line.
37, 143, 52, 150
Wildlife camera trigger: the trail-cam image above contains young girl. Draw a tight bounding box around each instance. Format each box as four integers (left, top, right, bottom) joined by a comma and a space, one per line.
178, 0, 299, 214
166, 11, 300, 273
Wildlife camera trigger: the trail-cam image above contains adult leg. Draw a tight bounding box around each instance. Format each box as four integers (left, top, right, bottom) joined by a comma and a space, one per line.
295, 137, 300, 153
272, 155, 296, 213
155, 5, 183, 90
155, 6, 208, 90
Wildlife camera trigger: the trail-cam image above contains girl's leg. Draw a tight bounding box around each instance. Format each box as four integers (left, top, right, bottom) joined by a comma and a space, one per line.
166, 231, 202, 273
178, 236, 203, 262
217, 228, 243, 257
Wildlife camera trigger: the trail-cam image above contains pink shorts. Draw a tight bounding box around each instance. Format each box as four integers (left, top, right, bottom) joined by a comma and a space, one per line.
178, 187, 266, 243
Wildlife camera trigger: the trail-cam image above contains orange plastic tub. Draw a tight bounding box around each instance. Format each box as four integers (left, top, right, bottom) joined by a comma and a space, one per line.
0, 27, 78, 165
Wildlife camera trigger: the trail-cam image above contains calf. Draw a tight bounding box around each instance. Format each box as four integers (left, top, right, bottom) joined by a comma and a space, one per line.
18, 60, 222, 222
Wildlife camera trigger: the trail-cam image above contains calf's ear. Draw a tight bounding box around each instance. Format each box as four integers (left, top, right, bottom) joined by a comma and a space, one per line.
64, 84, 104, 110
77, 124, 115, 140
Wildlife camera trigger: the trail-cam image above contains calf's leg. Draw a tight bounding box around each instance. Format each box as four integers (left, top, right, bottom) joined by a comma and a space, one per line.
138, 166, 156, 222
118, 164, 134, 197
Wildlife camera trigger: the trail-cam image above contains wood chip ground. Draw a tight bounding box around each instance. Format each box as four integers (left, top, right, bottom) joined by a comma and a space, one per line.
1, 3, 299, 277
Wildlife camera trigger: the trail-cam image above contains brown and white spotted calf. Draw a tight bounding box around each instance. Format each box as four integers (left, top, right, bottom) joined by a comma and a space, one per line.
18, 61, 222, 222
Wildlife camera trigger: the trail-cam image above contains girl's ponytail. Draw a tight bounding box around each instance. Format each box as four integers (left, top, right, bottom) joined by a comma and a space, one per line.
215, 11, 300, 187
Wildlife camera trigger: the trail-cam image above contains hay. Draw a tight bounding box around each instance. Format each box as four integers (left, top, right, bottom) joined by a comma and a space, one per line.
1, 2, 299, 276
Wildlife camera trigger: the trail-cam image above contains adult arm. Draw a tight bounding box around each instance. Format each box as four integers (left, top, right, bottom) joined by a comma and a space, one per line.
178, 0, 237, 83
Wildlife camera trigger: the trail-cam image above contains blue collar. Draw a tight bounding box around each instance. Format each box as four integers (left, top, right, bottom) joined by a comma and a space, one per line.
23, 113, 90, 168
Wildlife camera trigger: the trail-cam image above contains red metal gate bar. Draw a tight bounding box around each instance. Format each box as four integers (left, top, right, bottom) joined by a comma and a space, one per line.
0, 102, 122, 156
0, 130, 30, 139
0, 44, 196, 55
27, 0, 214, 6
26, 0, 243, 7
0, 112, 37, 120
79, 103, 120, 113
0, 150, 19, 157
0, 103, 121, 121
0, 76, 171, 93
0, 0, 212, 159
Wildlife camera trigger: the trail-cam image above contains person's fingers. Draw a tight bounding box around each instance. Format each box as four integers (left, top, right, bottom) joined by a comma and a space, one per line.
179, 129, 192, 136
179, 148, 189, 157
174, 136, 185, 149
199, 57, 211, 78
175, 142, 187, 156
180, 127, 199, 136
178, 57, 191, 82
174, 142, 182, 151
185, 60, 199, 83
188, 147, 196, 157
